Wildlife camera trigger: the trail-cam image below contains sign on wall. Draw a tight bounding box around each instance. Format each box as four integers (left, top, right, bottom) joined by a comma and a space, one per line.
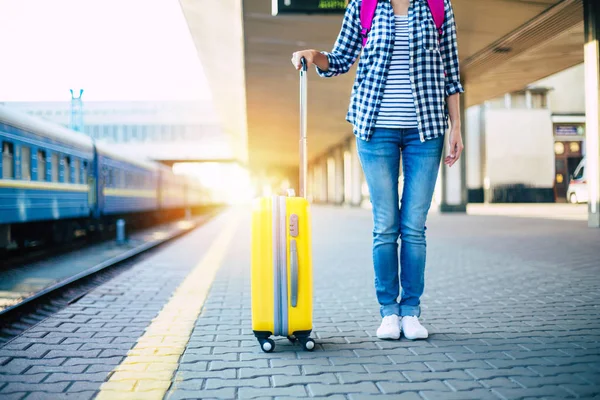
272, 0, 348, 15
554, 124, 585, 136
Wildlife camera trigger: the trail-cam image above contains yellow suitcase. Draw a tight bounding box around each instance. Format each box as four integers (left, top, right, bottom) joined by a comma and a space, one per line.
250, 57, 314, 352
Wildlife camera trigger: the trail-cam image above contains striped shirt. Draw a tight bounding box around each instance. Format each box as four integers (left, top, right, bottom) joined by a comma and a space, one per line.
375, 14, 418, 129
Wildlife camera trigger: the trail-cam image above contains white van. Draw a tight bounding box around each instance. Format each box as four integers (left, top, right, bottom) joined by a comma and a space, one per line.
567, 157, 588, 204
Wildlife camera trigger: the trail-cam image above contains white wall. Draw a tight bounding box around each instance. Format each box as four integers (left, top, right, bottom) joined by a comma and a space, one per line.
485, 109, 555, 188
533, 64, 586, 114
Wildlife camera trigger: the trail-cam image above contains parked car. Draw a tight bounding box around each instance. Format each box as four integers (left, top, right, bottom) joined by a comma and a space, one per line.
567, 157, 588, 204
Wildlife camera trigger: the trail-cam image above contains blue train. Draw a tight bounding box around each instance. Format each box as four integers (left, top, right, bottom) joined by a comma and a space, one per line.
0, 105, 212, 249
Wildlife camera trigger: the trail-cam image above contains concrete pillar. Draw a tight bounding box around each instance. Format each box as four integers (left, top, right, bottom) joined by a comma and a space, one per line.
440, 93, 468, 212
326, 154, 335, 203
331, 147, 345, 204
584, 0, 600, 227
307, 164, 314, 202
316, 158, 328, 203
343, 142, 352, 206
349, 137, 363, 206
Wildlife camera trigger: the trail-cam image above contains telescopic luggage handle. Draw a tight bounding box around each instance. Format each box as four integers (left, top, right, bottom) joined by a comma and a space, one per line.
299, 57, 308, 199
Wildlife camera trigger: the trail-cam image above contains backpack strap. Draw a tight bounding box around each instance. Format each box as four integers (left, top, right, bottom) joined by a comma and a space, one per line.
427, 0, 445, 40
360, 0, 378, 47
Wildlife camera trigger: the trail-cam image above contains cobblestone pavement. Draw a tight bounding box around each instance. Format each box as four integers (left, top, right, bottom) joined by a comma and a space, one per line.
1, 205, 599, 399
166, 206, 600, 400
0, 211, 232, 400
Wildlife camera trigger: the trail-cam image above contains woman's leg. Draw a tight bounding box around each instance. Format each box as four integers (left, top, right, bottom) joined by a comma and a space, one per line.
356, 128, 402, 319
398, 128, 444, 319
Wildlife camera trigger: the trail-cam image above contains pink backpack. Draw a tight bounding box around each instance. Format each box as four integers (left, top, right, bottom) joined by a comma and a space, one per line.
360, 0, 445, 47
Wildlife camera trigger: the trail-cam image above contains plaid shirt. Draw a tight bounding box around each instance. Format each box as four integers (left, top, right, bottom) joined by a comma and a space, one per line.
316, 0, 464, 142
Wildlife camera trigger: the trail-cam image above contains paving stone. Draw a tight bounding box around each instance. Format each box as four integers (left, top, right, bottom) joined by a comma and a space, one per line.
43, 371, 109, 383
364, 363, 430, 373
62, 356, 123, 366
420, 389, 502, 400
492, 385, 574, 399
466, 367, 541, 380
511, 373, 588, 388
529, 364, 594, 377
239, 386, 307, 399
1, 382, 70, 394
293, 396, 346, 400
166, 387, 237, 400
2, 358, 67, 374
270, 358, 329, 367
181, 352, 237, 364
337, 371, 406, 384
404, 370, 473, 382
272, 373, 338, 386
209, 360, 269, 371
303, 364, 366, 375
377, 380, 450, 393
43, 350, 101, 359
239, 366, 301, 379
66, 381, 104, 393
559, 384, 600, 398
176, 362, 209, 372
205, 377, 270, 389
175, 369, 236, 381
329, 355, 392, 366
349, 394, 422, 400
424, 360, 494, 372
444, 379, 485, 391
0, 393, 26, 400
0, 373, 47, 383
478, 377, 525, 389
308, 382, 379, 396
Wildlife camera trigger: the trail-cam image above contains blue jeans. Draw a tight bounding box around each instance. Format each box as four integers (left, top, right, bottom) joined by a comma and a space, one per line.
356, 127, 444, 318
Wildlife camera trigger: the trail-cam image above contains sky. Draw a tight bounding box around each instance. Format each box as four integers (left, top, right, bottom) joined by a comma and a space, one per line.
0, 0, 211, 102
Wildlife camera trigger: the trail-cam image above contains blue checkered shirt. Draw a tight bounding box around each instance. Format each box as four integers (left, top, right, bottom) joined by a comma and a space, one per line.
316, 0, 464, 142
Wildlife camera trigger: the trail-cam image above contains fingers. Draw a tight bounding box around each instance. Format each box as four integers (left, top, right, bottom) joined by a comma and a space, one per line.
291, 51, 311, 70
291, 52, 304, 70
444, 140, 464, 167
291, 52, 300, 70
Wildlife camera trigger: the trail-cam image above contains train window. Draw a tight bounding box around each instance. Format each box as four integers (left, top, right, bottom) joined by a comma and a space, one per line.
119, 170, 125, 187
82, 161, 88, 183
2, 142, 14, 179
21, 147, 31, 181
37, 150, 46, 181
64, 156, 71, 183
51, 153, 59, 182
73, 159, 80, 184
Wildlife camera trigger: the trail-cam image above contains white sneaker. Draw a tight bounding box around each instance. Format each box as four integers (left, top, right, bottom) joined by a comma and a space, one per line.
376, 315, 401, 340
401, 316, 428, 340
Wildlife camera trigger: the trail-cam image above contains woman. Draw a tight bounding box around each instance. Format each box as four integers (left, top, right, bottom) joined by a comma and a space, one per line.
291, 0, 464, 340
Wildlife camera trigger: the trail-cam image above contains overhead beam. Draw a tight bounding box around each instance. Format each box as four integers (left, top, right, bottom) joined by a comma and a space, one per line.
462, 0, 584, 107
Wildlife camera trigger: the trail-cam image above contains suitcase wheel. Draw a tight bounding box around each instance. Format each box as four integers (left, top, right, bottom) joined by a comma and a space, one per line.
259, 338, 275, 353
287, 335, 297, 343
299, 337, 315, 352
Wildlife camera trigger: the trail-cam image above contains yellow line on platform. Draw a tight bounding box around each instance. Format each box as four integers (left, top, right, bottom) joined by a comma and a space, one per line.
96, 211, 240, 400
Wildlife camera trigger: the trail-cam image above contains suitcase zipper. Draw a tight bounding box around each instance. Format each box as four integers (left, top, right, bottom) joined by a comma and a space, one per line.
278, 196, 288, 336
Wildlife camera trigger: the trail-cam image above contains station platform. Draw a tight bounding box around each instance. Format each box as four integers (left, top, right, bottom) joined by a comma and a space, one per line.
1, 204, 599, 400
